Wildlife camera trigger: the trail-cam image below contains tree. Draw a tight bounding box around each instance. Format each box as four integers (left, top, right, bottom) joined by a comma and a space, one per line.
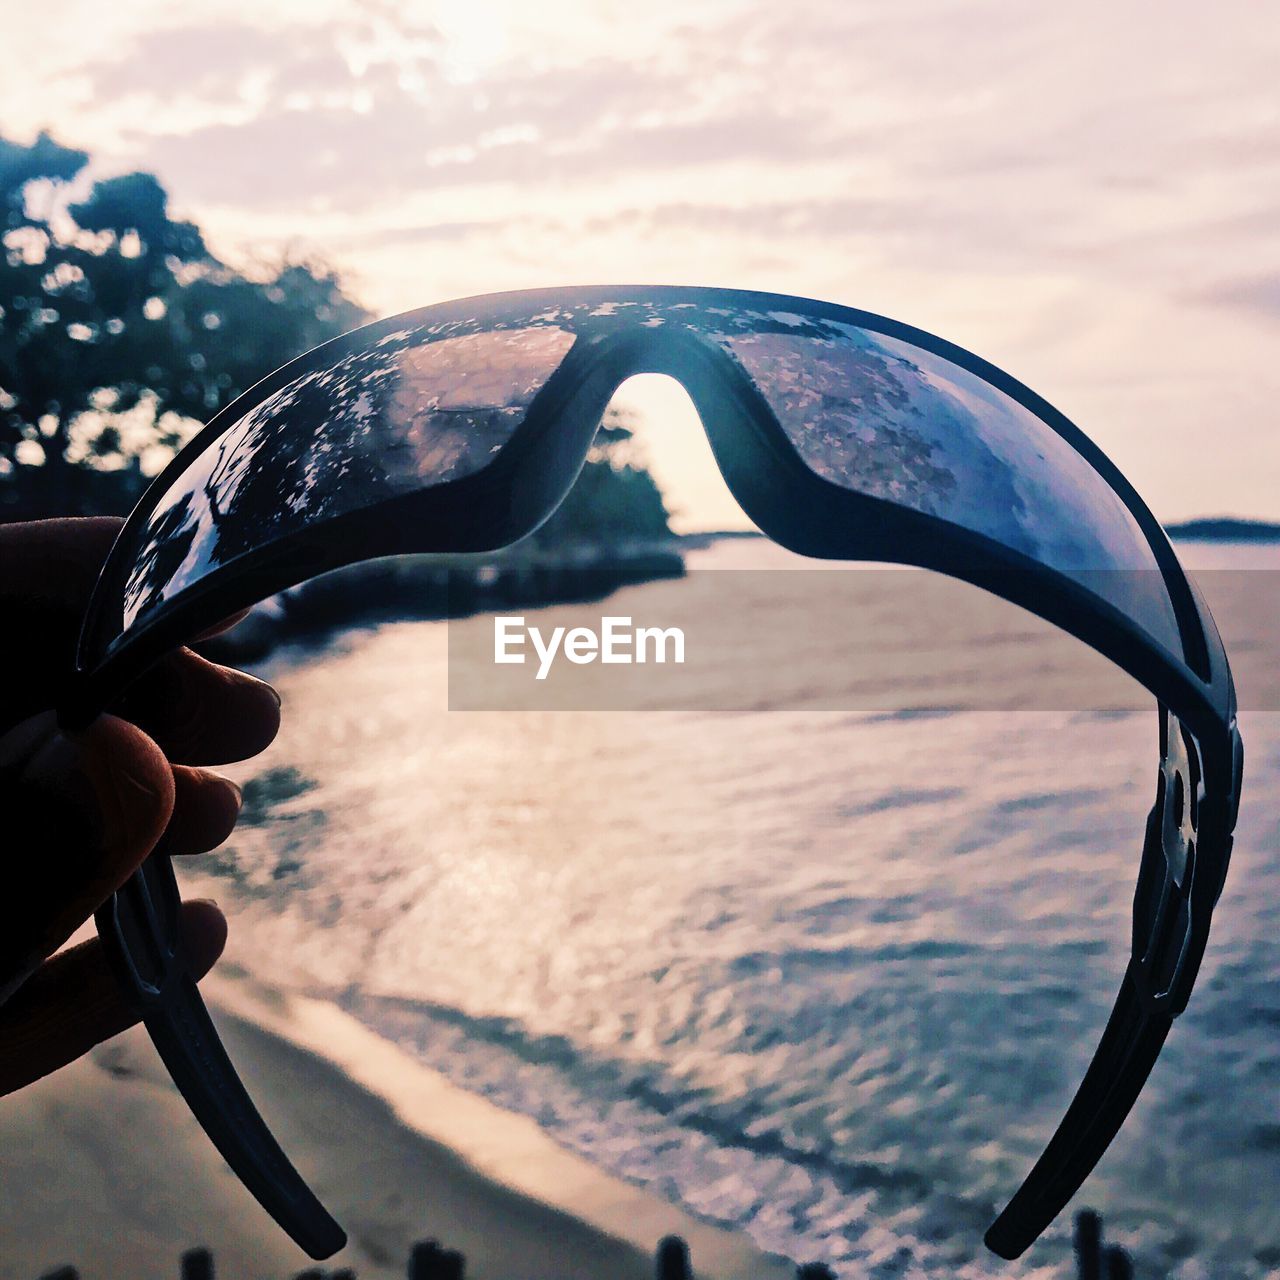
532, 408, 673, 549
0, 129, 675, 578
0, 130, 367, 518
119, 360, 676, 630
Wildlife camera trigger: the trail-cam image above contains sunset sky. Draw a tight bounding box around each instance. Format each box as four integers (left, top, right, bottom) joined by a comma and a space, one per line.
4, 0, 1278, 527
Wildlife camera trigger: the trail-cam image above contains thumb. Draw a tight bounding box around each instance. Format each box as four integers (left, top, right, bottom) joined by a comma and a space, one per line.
0, 711, 175, 1001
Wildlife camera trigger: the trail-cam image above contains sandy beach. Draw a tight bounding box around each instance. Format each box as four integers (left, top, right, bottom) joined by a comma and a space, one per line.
0, 968, 793, 1280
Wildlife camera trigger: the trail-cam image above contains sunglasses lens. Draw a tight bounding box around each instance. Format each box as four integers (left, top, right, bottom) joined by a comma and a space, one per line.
89, 292, 1186, 670
717, 322, 1181, 655
110, 320, 575, 643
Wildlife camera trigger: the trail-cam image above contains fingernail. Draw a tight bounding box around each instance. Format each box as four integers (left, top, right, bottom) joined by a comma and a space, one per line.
223, 777, 243, 806
237, 674, 281, 708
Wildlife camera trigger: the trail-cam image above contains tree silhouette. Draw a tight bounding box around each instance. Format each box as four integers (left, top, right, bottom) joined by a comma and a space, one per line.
1, 132, 677, 584
116, 327, 677, 631
533, 408, 672, 548
0, 130, 367, 518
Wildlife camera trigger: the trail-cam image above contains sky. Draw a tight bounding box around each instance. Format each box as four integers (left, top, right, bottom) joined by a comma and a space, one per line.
4, 0, 1279, 528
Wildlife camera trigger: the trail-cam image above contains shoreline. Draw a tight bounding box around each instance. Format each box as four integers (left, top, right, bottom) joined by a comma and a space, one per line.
0, 965, 793, 1280
205, 968, 795, 1279
198, 545, 686, 668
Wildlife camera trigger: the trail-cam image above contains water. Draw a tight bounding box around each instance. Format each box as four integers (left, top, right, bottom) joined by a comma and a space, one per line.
192, 540, 1280, 1279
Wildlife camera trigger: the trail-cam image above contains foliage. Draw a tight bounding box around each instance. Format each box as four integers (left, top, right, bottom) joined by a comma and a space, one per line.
0, 130, 367, 517
532, 411, 673, 548
0, 130, 673, 554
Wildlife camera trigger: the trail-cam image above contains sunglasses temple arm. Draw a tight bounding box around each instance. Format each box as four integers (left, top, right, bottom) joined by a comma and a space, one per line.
95, 851, 347, 1260
983, 966, 1171, 1259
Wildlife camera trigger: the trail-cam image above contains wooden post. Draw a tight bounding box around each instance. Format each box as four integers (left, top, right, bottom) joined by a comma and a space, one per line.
1074, 1210, 1102, 1280
655, 1235, 692, 1280
409, 1240, 442, 1279
1103, 1245, 1134, 1280
409, 1240, 465, 1279
181, 1248, 214, 1280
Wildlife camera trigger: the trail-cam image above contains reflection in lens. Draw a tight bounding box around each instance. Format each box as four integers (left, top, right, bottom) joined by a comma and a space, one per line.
101, 292, 1182, 666
715, 319, 1180, 652
119, 323, 575, 632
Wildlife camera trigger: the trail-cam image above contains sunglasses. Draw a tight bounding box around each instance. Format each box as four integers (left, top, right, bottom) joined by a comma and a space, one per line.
61, 286, 1243, 1262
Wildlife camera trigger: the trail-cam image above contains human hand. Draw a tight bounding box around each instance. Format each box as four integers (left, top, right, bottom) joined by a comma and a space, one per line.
0, 518, 281, 1094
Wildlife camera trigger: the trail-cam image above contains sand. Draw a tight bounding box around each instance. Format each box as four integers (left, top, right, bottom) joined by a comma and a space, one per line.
0, 969, 793, 1280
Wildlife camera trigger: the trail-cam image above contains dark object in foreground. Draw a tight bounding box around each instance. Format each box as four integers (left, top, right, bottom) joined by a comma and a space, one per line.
181, 1251, 214, 1280
70, 285, 1241, 1260
1074, 1211, 1136, 1280
655, 1236, 693, 1280
408, 1241, 465, 1280
36, 1211, 1139, 1279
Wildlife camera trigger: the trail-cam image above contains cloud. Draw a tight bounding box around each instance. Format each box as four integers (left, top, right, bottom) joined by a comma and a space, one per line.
1195, 273, 1280, 323
77, 21, 357, 104
2, 0, 1277, 519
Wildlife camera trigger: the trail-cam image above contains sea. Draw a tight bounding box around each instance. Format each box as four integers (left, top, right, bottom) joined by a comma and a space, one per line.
190, 538, 1280, 1280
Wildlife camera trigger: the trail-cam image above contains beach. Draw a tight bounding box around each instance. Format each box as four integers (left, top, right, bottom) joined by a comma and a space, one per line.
0, 965, 791, 1279
1, 539, 1276, 1279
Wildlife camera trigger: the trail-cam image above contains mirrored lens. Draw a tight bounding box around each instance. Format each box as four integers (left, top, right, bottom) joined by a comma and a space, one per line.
713, 317, 1180, 653
93, 291, 1182, 668
116, 320, 575, 635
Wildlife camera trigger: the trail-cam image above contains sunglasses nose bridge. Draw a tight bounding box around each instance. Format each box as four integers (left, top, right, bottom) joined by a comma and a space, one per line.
571, 319, 725, 381
558, 320, 843, 554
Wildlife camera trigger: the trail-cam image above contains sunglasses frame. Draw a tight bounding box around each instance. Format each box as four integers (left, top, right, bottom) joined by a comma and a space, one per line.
61, 285, 1242, 1261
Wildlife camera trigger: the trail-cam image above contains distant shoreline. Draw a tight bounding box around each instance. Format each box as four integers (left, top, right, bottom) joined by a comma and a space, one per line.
199, 519, 1278, 667
1164, 517, 1280, 542
677, 529, 764, 548
684, 519, 1280, 544
198, 542, 687, 665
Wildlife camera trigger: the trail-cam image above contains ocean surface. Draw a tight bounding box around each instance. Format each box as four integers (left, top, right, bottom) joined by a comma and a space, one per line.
190, 539, 1279, 1280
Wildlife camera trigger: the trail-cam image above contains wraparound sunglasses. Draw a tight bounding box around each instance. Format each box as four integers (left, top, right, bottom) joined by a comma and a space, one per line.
59, 286, 1243, 1262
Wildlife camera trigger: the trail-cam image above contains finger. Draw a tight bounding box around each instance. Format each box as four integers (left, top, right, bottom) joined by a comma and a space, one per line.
0, 711, 174, 1000
113, 648, 281, 766
0, 899, 227, 1097
166, 765, 243, 856
0, 521, 276, 764
0, 518, 124, 726
0, 517, 122, 605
